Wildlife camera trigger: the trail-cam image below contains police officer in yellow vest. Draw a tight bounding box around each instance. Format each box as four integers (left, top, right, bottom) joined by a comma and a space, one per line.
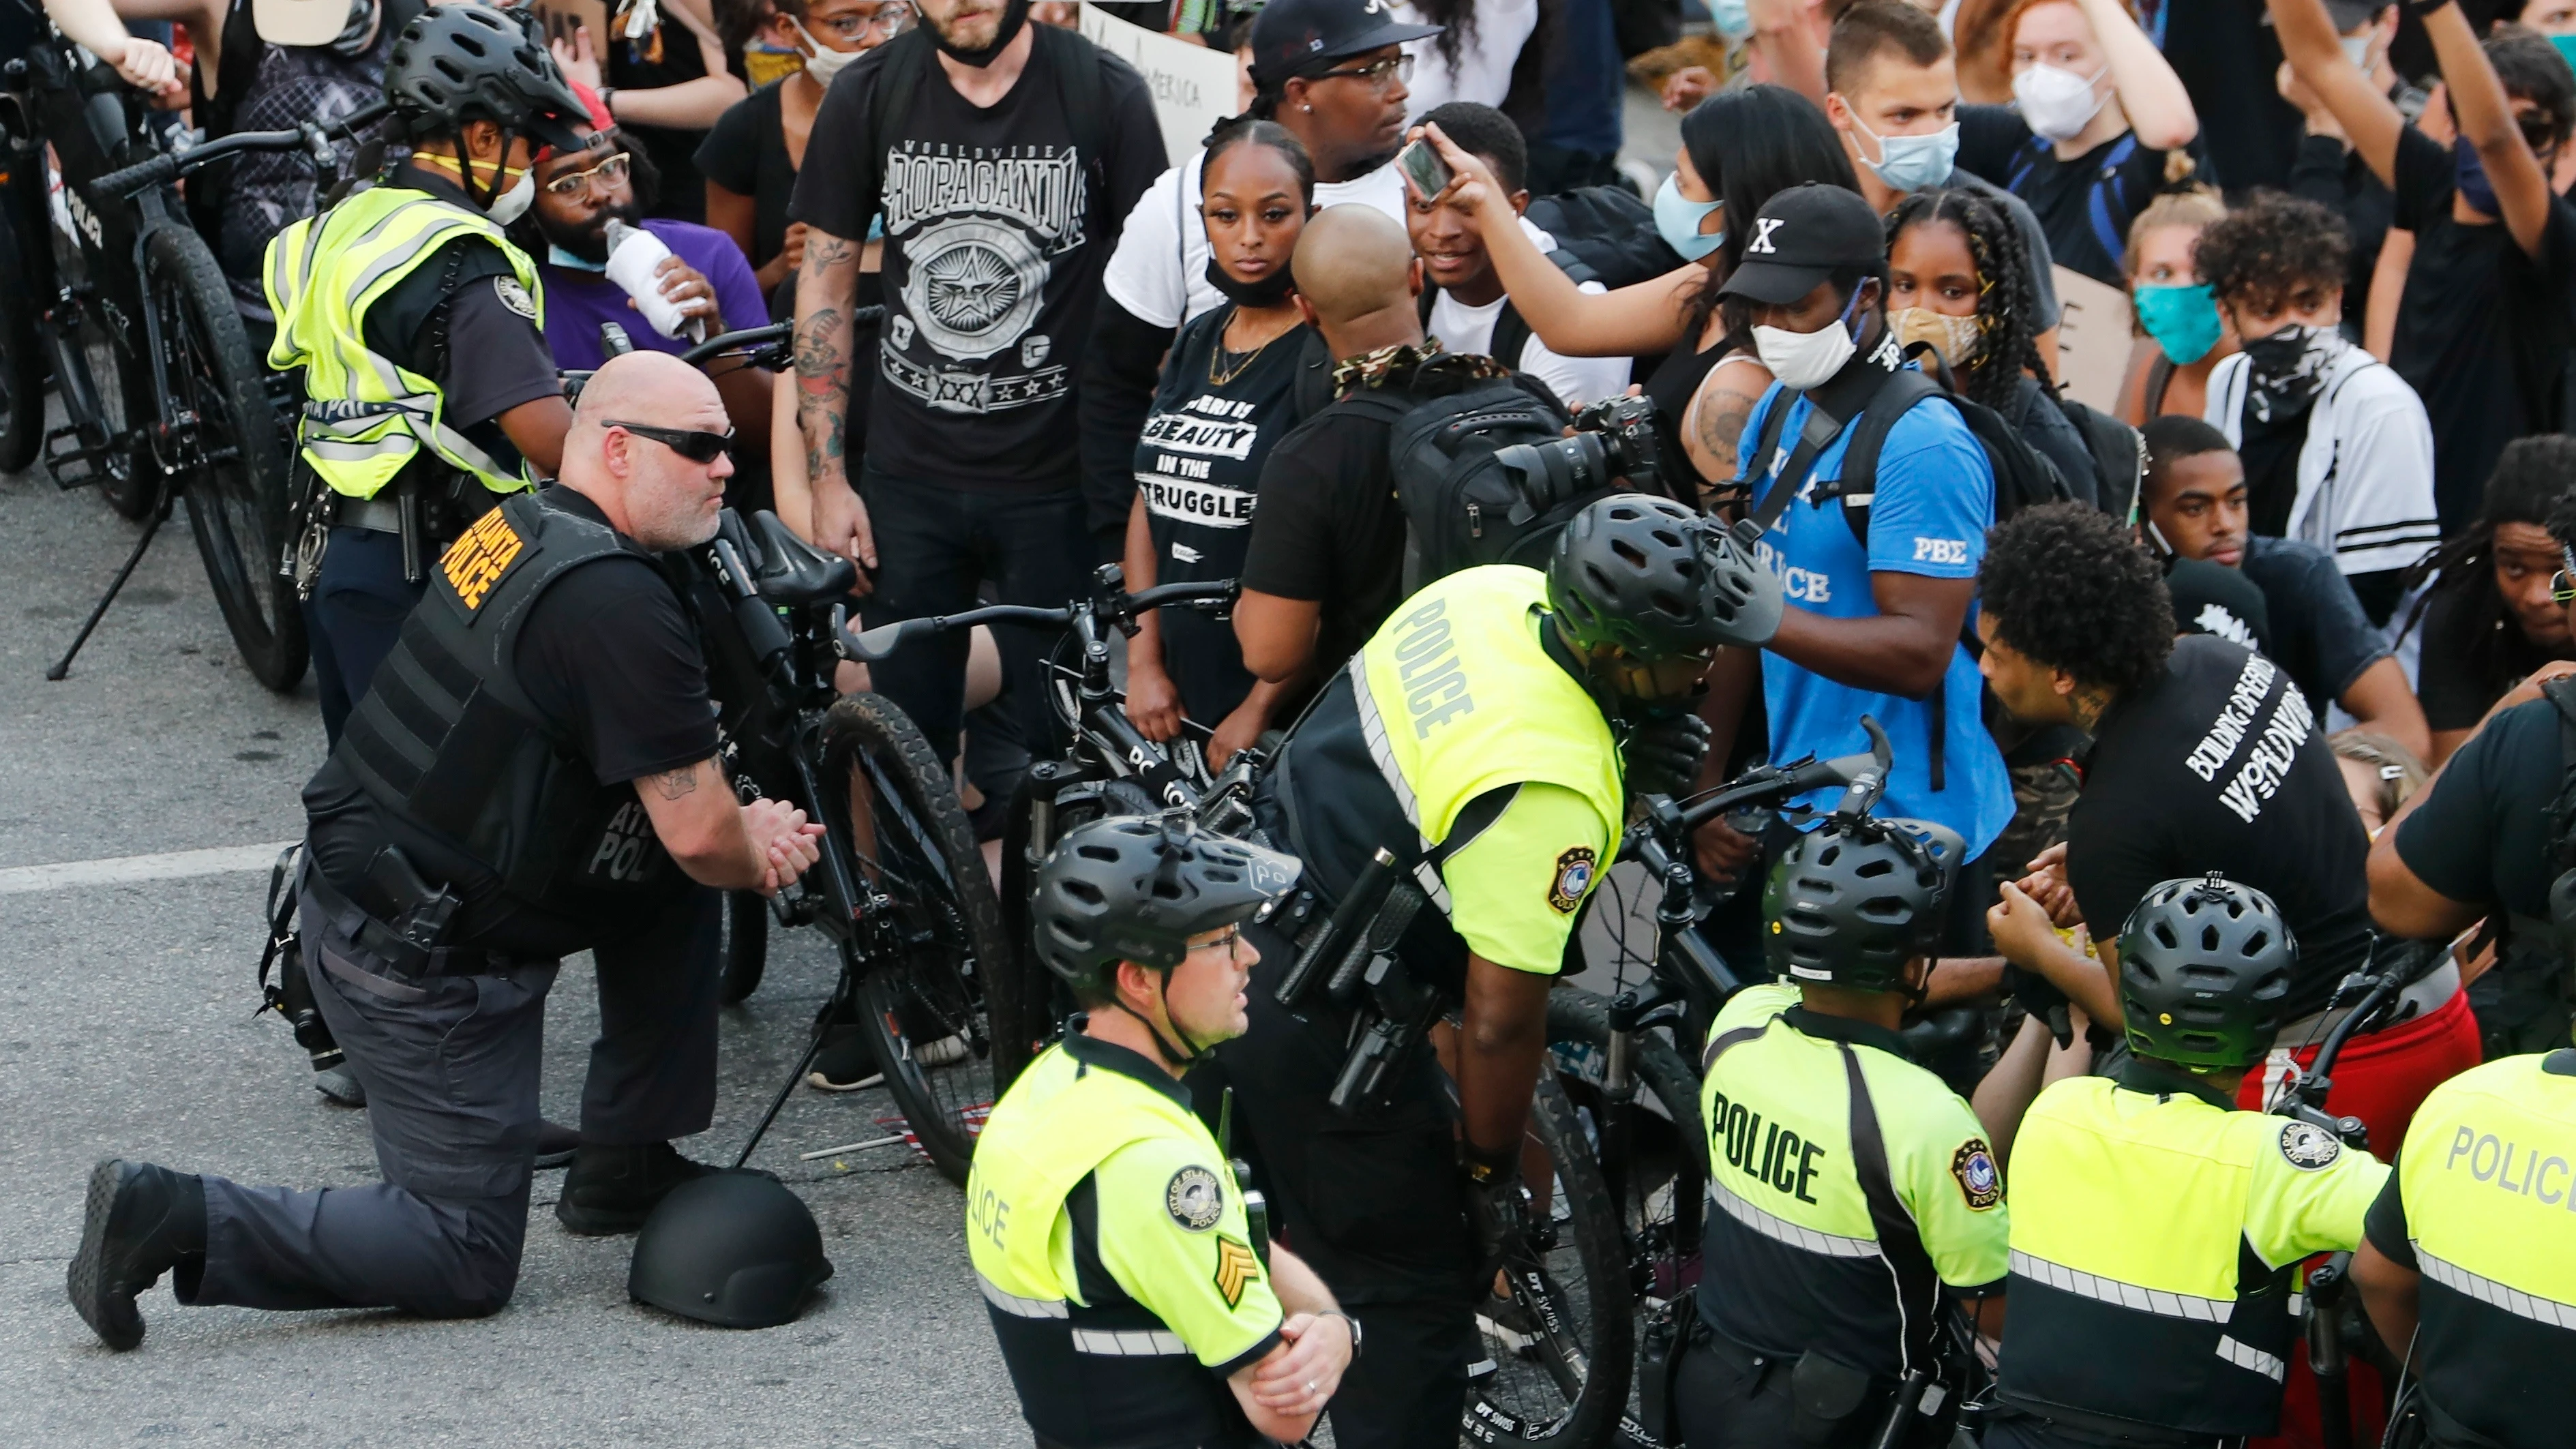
1214, 494, 1784, 1447
1992, 875, 2392, 1448
1679, 801, 1999, 1448
2350, 1051, 2576, 1449
973, 816, 1358, 1448
267, 3, 582, 747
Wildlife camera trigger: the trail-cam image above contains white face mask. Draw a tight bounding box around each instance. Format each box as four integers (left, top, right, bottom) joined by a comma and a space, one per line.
2338, 32, 2376, 68
2012, 61, 2108, 143
794, 18, 863, 85
485, 166, 536, 226
1754, 313, 1861, 391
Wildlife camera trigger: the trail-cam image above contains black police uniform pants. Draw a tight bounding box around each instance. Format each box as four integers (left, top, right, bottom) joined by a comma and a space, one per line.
303, 526, 422, 747
1672, 1335, 1953, 1449
183, 884, 721, 1317
1202, 918, 1480, 1449
1981, 1414, 2238, 1449
854, 466, 1090, 771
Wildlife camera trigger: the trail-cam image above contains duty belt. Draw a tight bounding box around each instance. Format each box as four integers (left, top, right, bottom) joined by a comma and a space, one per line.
302, 857, 550, 994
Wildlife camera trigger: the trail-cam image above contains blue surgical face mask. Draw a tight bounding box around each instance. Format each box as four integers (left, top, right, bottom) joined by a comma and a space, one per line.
1709, 0, 1752, 40
2555, 33, 2576, 76
548, 243, 610, 273
2131, 281, 2221, 365
2456, 138, 2500, 217
1654, 173, 1726, 262
1849, 115, 1961, 194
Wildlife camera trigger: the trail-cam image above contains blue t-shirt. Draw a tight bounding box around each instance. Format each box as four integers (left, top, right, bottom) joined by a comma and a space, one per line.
1739, 378, 2013, 857
536, 218, 769, 373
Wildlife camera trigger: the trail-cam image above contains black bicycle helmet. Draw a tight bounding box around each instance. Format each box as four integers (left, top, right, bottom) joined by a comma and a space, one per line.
628, 1171, 832, 1329
1031, 816, 1301, 1001
383, 5, 587, 153
1763, 816, 1964, 991
2118, 873, 2295, 1071
1548, 495, 1784, 663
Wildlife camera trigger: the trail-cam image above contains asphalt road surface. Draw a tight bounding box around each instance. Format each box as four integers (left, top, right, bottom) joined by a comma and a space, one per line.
0, 456, 1025, 1445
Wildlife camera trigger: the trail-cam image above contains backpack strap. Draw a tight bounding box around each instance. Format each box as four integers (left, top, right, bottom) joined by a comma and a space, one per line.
1491, 299, 1533, 378
849, 29, 933, 246
2084, 134, 2142, 275
1037, 24, 1112, 228
1825, 367, 1942, 543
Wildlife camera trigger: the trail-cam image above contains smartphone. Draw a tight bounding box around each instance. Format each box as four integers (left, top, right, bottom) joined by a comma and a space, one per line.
1396, 138, 1452, 201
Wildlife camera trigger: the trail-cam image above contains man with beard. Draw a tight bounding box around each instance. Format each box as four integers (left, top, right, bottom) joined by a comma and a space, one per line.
788, 0, 1163, 775
522, 113, 773, 448
68, 353, 827, 1349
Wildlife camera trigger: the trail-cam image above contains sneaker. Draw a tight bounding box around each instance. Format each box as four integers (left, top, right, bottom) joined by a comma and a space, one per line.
312, 1066, 366, 1107
914, 1033, 970, 1068
67, 1159, 205, 1351
554, 1142, 717, 1236
534, 1118, 580, 1170
806, 1026, 882, 1092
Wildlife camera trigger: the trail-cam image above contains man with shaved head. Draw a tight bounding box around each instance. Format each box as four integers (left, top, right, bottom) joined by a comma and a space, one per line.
1234, 205, 1558, 684
68, 352, 825, 1350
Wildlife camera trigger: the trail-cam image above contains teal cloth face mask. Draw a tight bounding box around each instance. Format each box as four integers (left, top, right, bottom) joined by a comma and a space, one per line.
2133, 282, 2221, 365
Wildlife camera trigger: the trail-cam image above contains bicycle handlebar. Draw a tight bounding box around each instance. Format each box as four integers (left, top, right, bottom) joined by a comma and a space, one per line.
90, 98, 391, 200
1661, 715, 1891, 837
840, 580, 1238, 662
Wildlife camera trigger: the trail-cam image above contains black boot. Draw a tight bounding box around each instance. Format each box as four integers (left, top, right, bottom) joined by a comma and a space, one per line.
533, 1118, 581, 1171
68, 1159, 206, 1351
554, 1142, 717, 1236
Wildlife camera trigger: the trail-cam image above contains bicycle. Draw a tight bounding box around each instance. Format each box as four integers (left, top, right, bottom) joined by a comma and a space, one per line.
0, 34, 342, 689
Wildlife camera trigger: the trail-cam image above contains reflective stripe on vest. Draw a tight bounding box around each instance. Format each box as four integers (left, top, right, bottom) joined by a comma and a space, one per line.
263, 186, 544, 501
1347, 566, 1624, 918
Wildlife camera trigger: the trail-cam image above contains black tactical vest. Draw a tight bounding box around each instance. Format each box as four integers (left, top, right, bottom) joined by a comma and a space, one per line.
335, 490, 679, 914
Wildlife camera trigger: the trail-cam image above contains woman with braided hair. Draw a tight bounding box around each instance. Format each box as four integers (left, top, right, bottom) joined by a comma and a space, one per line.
1885, 185, 2099, 499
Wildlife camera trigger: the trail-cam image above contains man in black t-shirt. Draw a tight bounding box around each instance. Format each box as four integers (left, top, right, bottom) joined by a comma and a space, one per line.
2274, 0, 2576, 534
788, 0, 1162, 768
69, 355, 826, 1351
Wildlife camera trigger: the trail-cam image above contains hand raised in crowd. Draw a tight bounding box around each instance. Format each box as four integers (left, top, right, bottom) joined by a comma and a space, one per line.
755, 222, 811, 295
741, 796, 826, 897
1250, 1311, 1356, 1417
1124, 653, 1185, 743
106, 35, 183, 98
644, 255, 722, 327
550, 25, 605, 91
1412, 122, 1512, 228
1661, 65, 1718, 113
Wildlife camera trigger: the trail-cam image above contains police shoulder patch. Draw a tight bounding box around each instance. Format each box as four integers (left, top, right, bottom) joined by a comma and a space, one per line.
492, 275, 537, 320
2278, 1121, 2341, 1171
1165, 1165, 1224, 1232
1951, 1138, 2003, 1210
1548, 846, 1598, 915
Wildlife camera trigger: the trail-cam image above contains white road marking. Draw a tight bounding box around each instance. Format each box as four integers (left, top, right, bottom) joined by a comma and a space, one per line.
0, 841, 297, 895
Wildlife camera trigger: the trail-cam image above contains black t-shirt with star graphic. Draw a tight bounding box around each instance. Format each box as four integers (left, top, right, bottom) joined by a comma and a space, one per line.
791, 34, 1162, 491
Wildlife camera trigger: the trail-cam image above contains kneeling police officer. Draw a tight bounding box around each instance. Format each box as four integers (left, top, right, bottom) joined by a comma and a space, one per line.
973, 816, 1358, 1447
68, 353, 823, 1349
1677, 805, 2002, 1448
1991, 876, 2391, 1448
1218, 495, 1782, 1446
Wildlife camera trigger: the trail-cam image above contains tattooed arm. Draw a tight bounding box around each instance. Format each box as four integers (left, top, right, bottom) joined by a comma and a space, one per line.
794, 226, 878, 593
635, 758, 825, 895
1680, 353, 1775, 506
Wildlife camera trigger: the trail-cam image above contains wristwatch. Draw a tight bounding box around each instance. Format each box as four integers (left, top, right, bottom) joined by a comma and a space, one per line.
1461, 1139, 1518, 1186
1317, 1309, 1363, 1361
597, 86, 618, 117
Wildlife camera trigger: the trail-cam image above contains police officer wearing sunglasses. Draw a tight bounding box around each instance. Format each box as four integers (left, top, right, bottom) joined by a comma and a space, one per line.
2368, 497, 2576, 1058
70, 353, 822, 1351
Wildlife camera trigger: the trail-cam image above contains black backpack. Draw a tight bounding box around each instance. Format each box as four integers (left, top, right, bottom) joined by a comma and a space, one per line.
2058, 395, 2146, 523
1336, 376, 1587, 589
1525, 185, 1687, 291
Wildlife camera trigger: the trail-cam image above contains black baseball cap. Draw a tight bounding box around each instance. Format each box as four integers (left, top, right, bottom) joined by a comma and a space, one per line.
1248, 0, 1441, 87
1716, 183, 1889, 306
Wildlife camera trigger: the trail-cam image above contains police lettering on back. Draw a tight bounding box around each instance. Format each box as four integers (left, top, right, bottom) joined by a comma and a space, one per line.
1707, 1082, 1827, 1205
2445, 1122, 2576, 1204
1389, 596, 1476, 737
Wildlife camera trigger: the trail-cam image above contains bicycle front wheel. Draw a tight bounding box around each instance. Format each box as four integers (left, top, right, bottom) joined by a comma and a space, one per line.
1467, 1073, 1636, 1449
0, 177, 43, 475
146, 226, 305, 691
717, 888, 770, 1005
822, 691, 1015, 1185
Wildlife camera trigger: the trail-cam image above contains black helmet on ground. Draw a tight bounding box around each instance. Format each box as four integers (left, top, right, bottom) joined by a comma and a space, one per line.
383, 4, 587, 153
1031, 816, 1301, 1002
629, 1171, 832, 1329
1763, 816, 1964, 993
1548, 495, 1783, 674
2118, 873, 2295, 1072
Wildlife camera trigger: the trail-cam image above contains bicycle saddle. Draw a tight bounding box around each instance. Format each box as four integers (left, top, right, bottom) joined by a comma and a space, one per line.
746, 509, 856, 605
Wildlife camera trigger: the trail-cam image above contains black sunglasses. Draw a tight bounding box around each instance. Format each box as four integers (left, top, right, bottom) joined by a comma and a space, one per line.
608, 420, 734, 464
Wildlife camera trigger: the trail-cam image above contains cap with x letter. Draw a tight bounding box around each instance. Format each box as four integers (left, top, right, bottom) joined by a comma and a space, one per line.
1716, 182, 1889, 307
1248, 0, 1442, 87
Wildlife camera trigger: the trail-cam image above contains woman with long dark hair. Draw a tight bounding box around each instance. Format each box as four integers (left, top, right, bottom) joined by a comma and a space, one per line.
2399, 435, 2576, 762
1418, 85, 1861, 500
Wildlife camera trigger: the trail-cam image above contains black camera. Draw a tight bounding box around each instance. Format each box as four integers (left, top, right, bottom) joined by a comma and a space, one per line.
1493, 394, 1666, 512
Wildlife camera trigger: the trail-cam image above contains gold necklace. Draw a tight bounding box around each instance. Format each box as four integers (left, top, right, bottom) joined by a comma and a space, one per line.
1208, 314, 1291, 387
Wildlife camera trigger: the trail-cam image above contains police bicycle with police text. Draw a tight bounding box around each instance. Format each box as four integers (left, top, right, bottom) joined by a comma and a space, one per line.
0, 33, 348, 688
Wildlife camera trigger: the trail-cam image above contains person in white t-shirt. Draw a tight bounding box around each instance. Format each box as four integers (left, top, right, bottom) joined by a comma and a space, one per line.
1391, 0, 1540, 119
1405, 102, 1630, 408
1077, 0, 1439, 552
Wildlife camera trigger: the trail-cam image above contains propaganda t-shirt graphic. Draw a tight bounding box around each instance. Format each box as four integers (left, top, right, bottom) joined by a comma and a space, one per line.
880, 140, 1090, 414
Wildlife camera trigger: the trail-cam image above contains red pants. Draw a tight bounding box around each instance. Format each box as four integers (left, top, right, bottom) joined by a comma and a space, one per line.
2236, 989, 2484, 1449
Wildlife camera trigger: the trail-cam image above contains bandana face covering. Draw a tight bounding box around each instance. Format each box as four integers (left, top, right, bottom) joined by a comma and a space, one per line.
2239, 324, 2334, 425
1204, 254, 1296, 308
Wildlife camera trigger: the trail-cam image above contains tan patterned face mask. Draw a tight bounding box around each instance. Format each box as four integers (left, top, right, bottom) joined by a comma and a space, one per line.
1887, 307, 1985, 370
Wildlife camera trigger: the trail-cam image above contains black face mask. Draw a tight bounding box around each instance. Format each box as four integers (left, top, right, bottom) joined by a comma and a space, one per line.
927, 0, 1030, 68
1204, 254, 1296, 308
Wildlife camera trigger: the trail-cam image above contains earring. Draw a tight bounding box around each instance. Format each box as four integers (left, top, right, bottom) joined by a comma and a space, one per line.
1302, 104, 1312, 112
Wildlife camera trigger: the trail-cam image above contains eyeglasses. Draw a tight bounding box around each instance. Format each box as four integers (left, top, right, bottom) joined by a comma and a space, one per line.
1317, 52, 1413, 89
608, 421, 735, 464
1190, 925, 1246, 962
541, 151, 629, 198
808, 1, 912, 42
